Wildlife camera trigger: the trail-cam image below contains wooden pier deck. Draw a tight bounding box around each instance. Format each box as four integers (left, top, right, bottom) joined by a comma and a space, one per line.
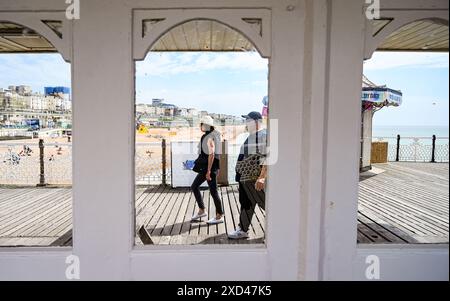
135, 184, 265, 245
357, 162, 448, 244
0, 162, 448, 246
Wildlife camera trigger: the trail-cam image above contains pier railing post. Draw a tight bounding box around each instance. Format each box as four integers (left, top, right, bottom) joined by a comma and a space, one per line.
162, 138, 167, 186
431, 135, 436, 163
395, 134, 401, 162
37, 139, 46, 187
218, 140, 229, 185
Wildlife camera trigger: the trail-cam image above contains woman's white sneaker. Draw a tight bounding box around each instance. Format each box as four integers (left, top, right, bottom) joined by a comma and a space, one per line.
191, 211, 207, 221
206, 216, 224, 225
227, 227, 249, 239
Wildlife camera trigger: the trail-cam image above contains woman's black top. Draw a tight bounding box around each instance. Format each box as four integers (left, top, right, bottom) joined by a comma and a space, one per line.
197, 130, 221, 172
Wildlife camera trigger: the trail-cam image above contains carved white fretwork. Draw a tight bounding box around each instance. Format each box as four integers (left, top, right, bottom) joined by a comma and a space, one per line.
364, 10, 449, 60
133, 8, 271, 60
0, 12, 72, 62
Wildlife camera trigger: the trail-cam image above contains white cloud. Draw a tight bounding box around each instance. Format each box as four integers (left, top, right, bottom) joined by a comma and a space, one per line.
0, 54, 70, 92
136, 52, 268, 77
364, 52, 449, 70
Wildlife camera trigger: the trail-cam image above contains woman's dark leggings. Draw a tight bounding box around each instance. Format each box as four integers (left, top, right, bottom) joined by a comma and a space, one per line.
191, 170, 224, 215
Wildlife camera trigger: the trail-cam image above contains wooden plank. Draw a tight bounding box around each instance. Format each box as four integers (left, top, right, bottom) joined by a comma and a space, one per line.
0, 188, 40, 204
357, 219, 393, 243
145, 187, 174, 233
220, 184, 236, 234
359, 196, 432, 236
138, 225, 154, 245
360, 179, 449, 215
39, 199, 72, 237
52, 224, 72, 245
198, 189, 208, 237
50, 228, 72, 246
359, 187, 448, 233
216, 186, 227, 235
205, 188, 215, 236
141, 186, 171, 230
358, 212, 408, 243
358, 204, 421, 243
359, 190, 448, 235
135, 185, 158, 215
1, 236, 56, 247
0, 188, 58, 215
136, 185, 168, 231
169, 234, 184, 245
170, 188, 191, 237
357, 229, 375, 244
362, 171, 449, 201
0, 188, 64, 222
360, 181, 449, 226
160, 189, 185, 238
180, 187, 197, 236
228, 185, 244, 234
22, 189, 72, 236
25, 196, 72, 237
149, 189, 178, 243
0, 189, 71, 236
1, 194, 71, 238
185, 234, 197, 245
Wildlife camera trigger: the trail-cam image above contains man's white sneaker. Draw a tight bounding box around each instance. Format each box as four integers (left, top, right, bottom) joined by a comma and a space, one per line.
227, 227, 249, 239
206, 216, 224, 225
191, 212, 207, 221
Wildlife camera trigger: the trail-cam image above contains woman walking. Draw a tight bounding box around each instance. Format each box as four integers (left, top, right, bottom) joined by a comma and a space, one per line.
190, 116, 224, 224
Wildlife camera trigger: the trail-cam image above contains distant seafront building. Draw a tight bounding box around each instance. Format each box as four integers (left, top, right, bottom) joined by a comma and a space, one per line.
0, 85, 72, 129
136, 98, 242, 127
151, 98, 163, 106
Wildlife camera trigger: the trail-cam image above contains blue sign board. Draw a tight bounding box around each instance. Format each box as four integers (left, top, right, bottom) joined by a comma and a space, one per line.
361, 87, 402, 106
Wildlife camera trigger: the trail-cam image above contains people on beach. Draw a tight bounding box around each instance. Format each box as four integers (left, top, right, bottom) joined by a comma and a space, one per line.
19, 145, 32, 156
228, 111, 267, 240
190, 115, 224, 225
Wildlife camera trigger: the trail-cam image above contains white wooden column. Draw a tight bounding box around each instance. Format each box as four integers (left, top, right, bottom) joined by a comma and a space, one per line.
298, 0, 329, 281
72, 0, 134, 280
265, 0, 304, 280
320, 0, 366, 280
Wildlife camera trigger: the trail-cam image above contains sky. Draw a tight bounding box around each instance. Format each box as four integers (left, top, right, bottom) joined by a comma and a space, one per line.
364, 52, 449, 127
0, 53, 71, 92
135, 52, 268, 116
0, 51, 448, 126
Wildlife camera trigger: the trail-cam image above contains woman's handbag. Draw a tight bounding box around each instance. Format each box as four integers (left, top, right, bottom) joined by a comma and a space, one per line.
192, 156, 208, 173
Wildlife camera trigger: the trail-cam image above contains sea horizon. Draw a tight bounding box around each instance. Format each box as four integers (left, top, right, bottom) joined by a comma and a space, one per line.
373, 125, 449, 138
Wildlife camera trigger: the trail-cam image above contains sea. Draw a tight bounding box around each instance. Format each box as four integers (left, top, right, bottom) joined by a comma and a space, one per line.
372, 125, 449, 145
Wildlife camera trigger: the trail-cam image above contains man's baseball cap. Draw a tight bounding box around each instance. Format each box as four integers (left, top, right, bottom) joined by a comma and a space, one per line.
242, 111, 262, 121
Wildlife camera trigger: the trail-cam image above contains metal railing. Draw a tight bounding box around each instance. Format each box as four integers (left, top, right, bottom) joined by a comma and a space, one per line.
0, 139, 72, 185
0, 139, 171, 186
4, 135, 444, 186
135, 140, 170, 186
373, 135, 449, 162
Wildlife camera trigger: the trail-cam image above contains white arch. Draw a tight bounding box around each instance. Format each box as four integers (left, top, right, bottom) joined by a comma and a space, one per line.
133, 8, 271, 60
0, 11, 72, 62
364, 10, 449, 59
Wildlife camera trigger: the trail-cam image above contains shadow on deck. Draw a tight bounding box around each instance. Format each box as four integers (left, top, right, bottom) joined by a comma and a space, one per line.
134, 185, 265, 245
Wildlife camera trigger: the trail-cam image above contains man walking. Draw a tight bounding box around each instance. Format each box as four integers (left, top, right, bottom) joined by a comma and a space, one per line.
228, 111, 267, 240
